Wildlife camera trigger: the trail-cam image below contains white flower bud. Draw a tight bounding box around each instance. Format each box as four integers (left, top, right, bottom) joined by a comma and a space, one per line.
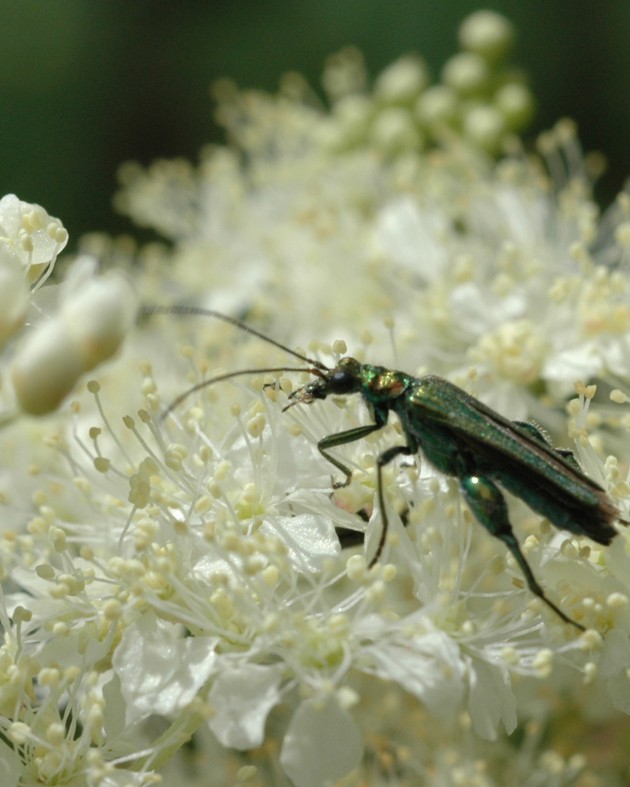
11, 320, 85, 415
462, 103, 505, 152
370, 108, 423, 154
459, 11, 515, 63
61, 272, 138, 370
332, 94, 372, 144
496, 82, 535, 131
11, 269, 138, 415
442, 52, 490, 96
415, 85, 458, 127
374, 55, 430, 105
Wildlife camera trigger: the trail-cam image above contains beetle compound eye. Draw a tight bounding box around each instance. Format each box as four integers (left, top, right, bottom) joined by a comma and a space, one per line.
330, 370, 355, 393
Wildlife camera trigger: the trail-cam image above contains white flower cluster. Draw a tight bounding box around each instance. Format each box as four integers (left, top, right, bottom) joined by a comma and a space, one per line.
0, 194, 137, 421
0, 193, 67, 345
2, 10, 630, 786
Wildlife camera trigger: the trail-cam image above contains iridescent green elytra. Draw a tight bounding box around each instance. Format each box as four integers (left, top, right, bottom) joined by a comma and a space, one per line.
147, 306, 622, 631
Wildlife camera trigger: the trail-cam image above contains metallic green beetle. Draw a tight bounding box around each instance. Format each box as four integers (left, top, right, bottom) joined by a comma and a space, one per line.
148, 306, 622, 631
285, 357, 620, 630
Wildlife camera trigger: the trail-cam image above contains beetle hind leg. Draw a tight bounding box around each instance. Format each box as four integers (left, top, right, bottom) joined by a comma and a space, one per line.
513, 420, 582, 471
460, 475, 584, 631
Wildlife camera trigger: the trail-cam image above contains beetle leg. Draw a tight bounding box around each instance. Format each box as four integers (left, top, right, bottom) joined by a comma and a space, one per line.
369, 443, 416, 567
460, 475, 584, 630
513, 420, 581, 471
317, 423, 383, 488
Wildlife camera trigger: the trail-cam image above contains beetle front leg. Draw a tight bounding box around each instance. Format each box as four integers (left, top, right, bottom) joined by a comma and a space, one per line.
460, 475, 584, 631
318, 426, 416, 566
317, 423, 383, 488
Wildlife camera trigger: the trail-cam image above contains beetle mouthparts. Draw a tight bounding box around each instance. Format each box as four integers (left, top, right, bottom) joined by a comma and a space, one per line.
282, 386, 317, 411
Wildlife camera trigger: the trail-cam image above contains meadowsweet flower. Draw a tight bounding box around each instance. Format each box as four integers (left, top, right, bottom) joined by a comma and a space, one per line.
3, 9, 630, 786
0, 193, 68, 288
0, 194, 68, 347
0, 198, 137, 422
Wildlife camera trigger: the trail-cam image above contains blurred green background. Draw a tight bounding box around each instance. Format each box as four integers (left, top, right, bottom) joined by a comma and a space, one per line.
2, 1, 628, 246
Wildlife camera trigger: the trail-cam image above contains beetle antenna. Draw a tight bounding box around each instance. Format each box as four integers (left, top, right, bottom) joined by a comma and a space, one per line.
142, 305, 327, 370
162, 366, 326, 419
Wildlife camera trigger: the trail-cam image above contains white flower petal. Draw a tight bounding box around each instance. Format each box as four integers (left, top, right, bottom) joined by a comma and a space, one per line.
208, 663, 284, 749
375, 197, 448, 281
598, 629, 630, 679
102, 673, 128, 743
0, 739, 22, 787
280, 697, 363, 787
365, 630, 465, 719
604, 671, 630, 715
543, 342, 602, 382
113, 612, 218, 724
466, 658, 517, 739
0, 246, 28, 345
262, 514, 339, 572
449, 282, 525, 336
98, 772, 154, 787
597, 630, 630, 714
